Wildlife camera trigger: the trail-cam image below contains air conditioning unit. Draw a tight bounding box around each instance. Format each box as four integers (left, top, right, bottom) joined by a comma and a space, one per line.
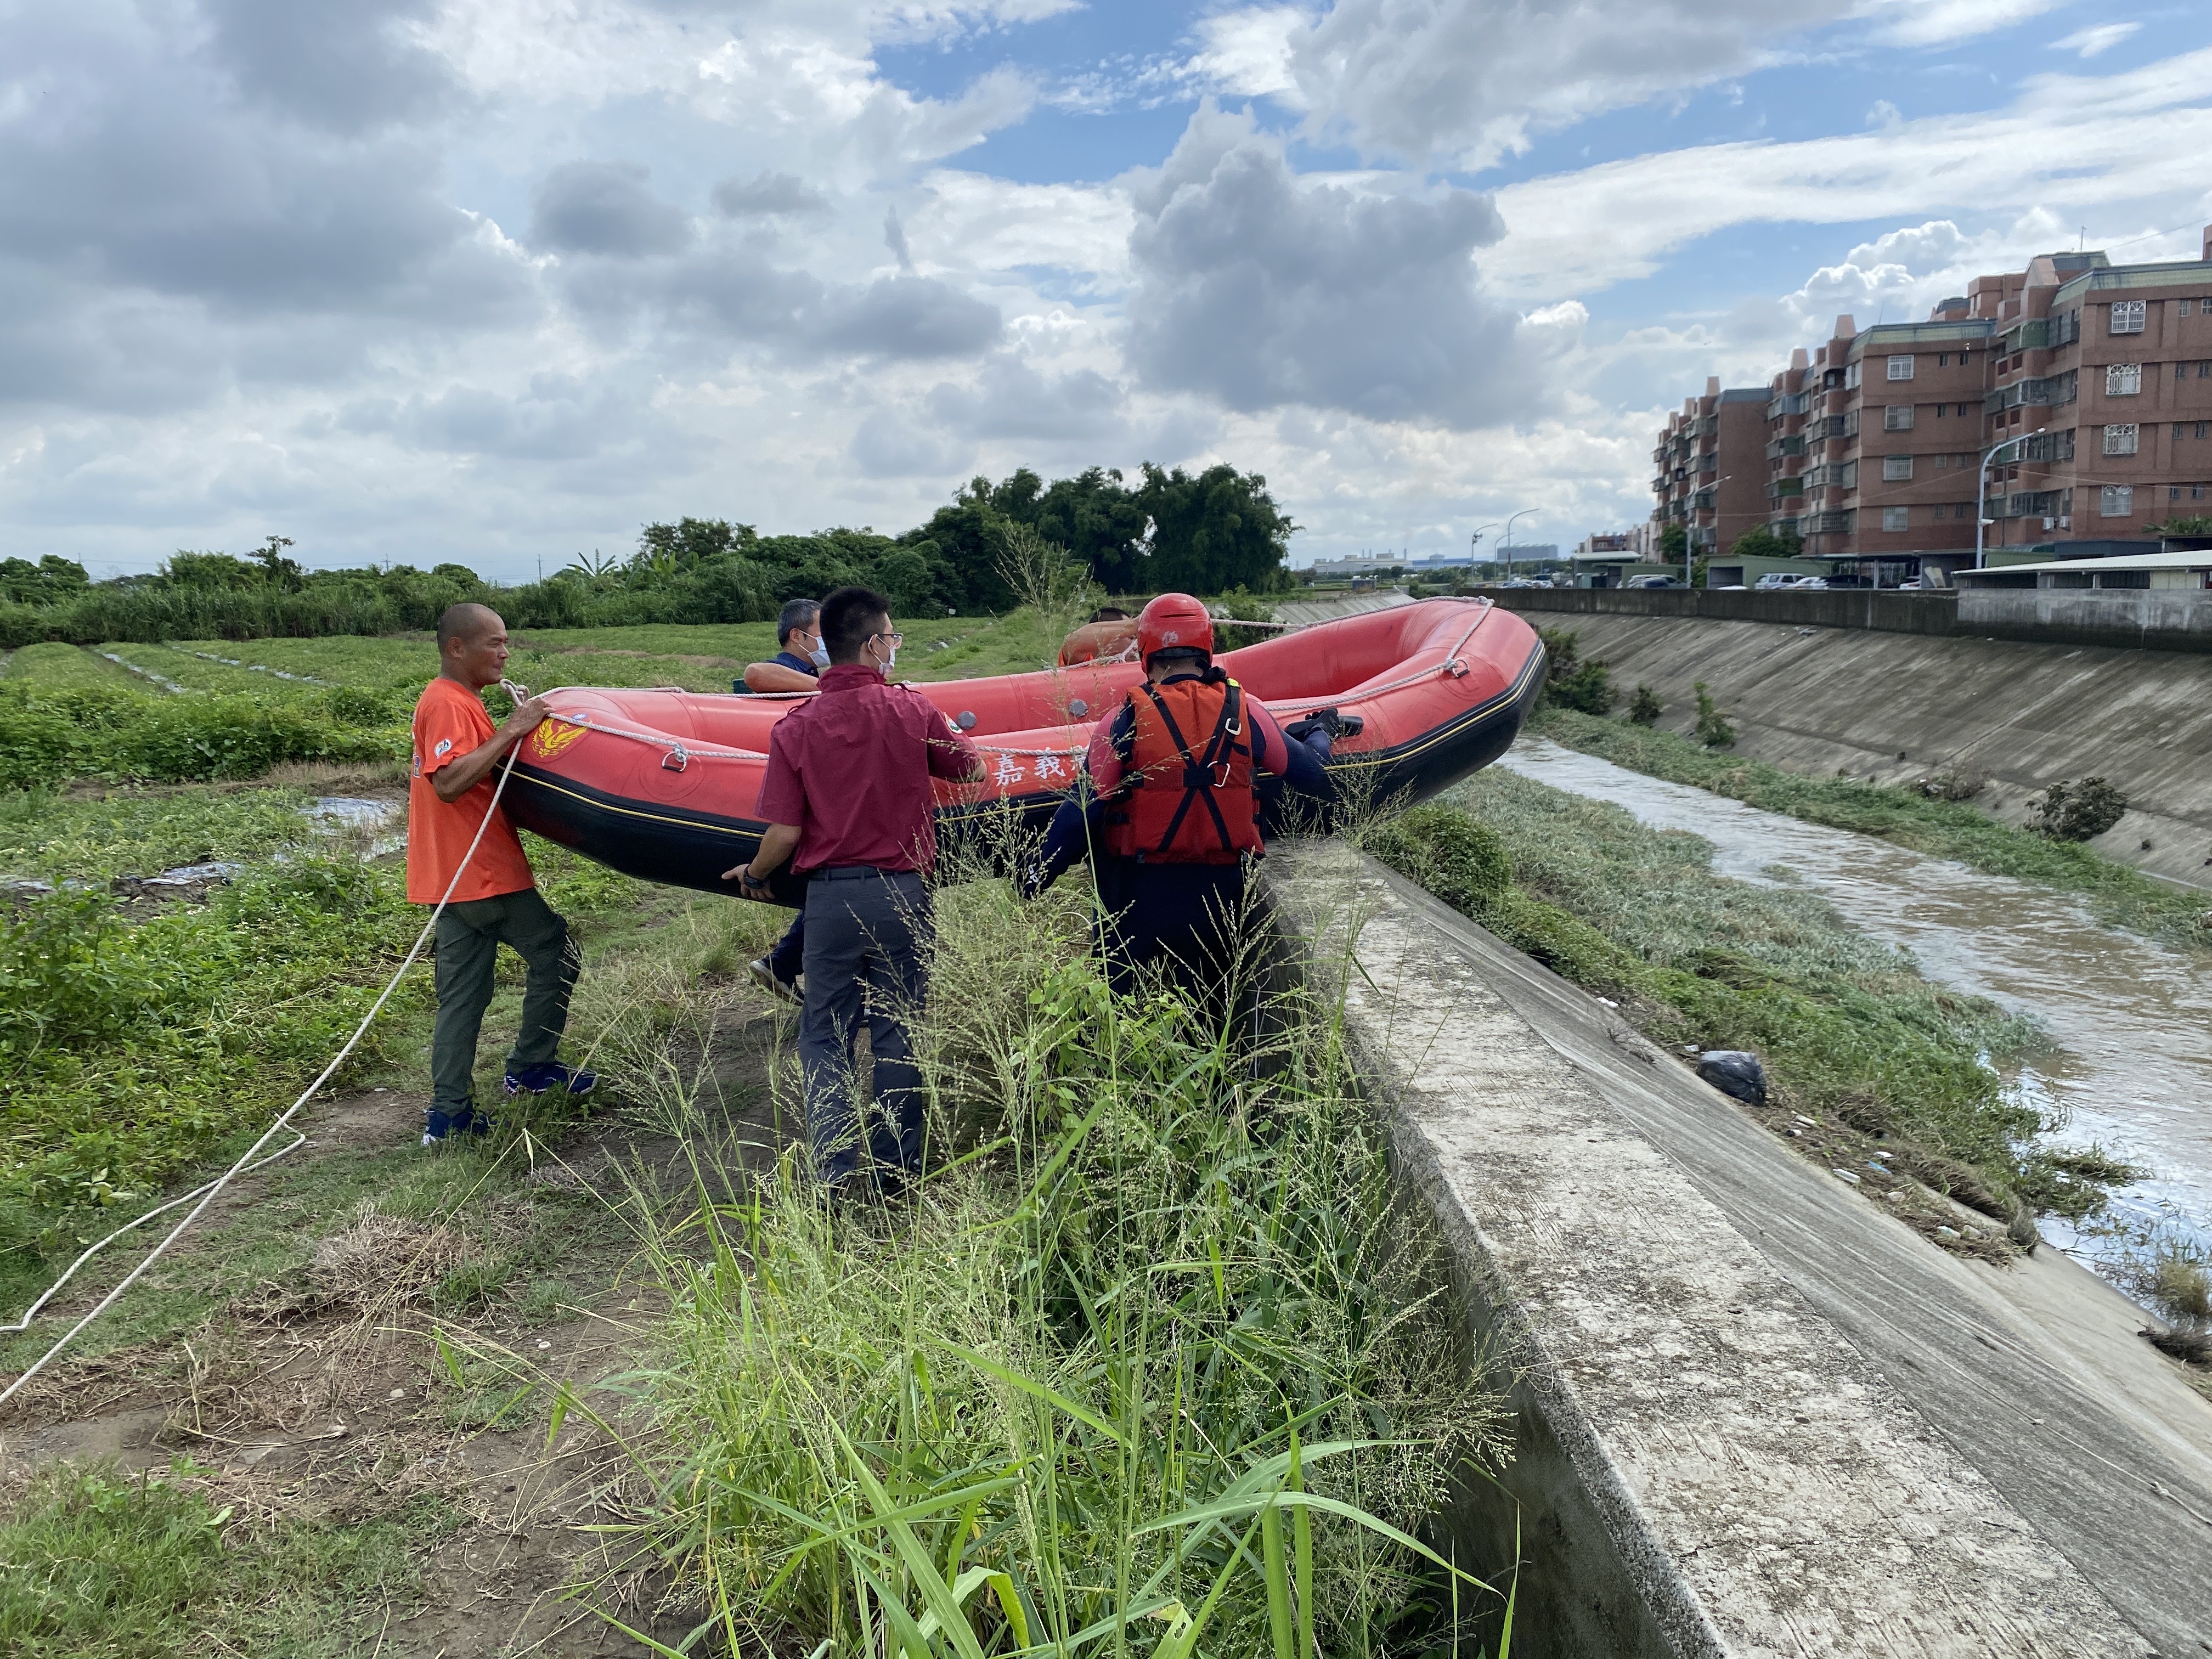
2059, 515, 2072, 529
2042, 517, 2056, 530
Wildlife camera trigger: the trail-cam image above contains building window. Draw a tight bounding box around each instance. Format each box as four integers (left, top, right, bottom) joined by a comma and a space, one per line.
2100, 484, 2134, 516
2106, 363, 2142, 396
2103, 423, 2138, 455
2201, 361, 2211, 377
1882, 506, 1909, 532
2184, 300, 2196, 317
2111, 299, 2147, 335
1882, 455, 1914, 481
1845, 362, 1861, 389
1886, 355, 1914, 380
2200, 422, 2210, 439
1883, 404, 1914, 431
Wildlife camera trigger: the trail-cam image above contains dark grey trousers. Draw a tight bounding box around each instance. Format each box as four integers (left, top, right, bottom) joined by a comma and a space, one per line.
431, 888, 578, 1113
798, 869, 930, 1188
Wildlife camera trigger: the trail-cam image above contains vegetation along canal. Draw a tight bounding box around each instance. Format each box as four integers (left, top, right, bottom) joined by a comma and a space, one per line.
1497, 735, 2212, 1283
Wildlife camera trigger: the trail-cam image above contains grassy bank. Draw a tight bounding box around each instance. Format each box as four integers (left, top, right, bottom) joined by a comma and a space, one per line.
1369, 771, 2124, 1232
2, 608, 1509, 1655
1531, 706, 2212, 951
0, 1462, 449, 1658
599, 867, 1506, 1656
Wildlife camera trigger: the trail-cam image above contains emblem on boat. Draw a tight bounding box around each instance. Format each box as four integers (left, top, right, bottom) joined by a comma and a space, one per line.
530, 719, 588, 760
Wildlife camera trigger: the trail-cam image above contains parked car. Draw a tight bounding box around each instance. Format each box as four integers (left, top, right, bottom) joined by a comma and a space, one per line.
1755, 573, 1828, 591
1623, 574, 1681, 589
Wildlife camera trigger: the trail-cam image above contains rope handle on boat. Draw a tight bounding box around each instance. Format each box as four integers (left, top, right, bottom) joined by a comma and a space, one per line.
0, 680, 540, 1407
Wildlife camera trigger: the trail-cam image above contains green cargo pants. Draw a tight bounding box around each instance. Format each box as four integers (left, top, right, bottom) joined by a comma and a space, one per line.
431, 887, 579, 1114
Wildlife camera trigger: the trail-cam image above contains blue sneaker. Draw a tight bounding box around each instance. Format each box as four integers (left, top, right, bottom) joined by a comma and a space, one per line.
504, 1062, 597, 1099
422, 1102, 490, 1146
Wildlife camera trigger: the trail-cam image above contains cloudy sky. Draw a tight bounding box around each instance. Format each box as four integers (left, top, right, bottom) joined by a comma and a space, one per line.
4, 1, 2209, 579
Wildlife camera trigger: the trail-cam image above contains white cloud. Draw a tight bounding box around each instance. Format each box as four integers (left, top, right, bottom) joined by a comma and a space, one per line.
2051, 21, 2141, 58
1855, 0, 2066, 48
1195, 0, 1853, 170
1479, 46, 2212, 298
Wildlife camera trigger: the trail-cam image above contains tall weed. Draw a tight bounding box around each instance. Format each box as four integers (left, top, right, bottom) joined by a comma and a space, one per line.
597, 868, 1506, 1655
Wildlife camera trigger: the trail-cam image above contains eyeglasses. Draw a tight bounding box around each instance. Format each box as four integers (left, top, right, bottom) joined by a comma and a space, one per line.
871, 631, 905, 647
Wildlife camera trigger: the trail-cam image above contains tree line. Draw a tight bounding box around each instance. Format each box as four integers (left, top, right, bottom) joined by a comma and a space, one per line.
0, 464, 1296, 647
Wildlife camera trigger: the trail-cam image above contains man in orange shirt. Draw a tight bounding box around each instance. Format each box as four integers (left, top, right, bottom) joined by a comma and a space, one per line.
410, 603, 594, 1144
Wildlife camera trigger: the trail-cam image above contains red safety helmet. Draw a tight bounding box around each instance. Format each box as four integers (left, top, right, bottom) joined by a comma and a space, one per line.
1136, 592, 1214, 665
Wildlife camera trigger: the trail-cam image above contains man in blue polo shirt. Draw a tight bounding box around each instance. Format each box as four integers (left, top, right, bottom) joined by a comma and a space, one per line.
739, 597, 829, 695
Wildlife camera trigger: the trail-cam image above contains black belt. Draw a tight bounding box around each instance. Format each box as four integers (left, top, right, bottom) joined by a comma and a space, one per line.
812, 865, 916, 881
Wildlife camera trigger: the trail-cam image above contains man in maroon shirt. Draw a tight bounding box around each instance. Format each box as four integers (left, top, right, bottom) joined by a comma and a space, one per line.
726, 585, 982, 1194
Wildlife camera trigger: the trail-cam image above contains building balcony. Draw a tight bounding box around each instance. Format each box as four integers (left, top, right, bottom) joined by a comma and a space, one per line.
1766, 435, 1805, 459
1766, 477, 1805, 501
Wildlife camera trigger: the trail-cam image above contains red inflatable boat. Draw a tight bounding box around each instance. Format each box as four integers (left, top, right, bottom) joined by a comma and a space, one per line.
503, 597, 1545, 900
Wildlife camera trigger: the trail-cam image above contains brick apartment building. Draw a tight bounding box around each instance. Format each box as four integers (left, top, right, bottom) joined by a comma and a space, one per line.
1651, 376, 1768, 554
1651, 227, 2212, 575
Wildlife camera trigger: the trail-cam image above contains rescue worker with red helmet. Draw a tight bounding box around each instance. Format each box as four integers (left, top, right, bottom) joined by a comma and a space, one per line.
1023, 592, 1353, 995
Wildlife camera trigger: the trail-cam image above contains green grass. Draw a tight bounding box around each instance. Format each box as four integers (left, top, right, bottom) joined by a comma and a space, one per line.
0, 784, 338, 883
1533, 706, 2212, 952
601, 855, 1507, 1657
0, 1461, 450, 1658
1368, 771, 2106, 1223
3, 643, 152, 693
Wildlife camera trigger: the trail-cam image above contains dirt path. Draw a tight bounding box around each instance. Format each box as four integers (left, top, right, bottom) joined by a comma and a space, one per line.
0, 1000, 798, 1658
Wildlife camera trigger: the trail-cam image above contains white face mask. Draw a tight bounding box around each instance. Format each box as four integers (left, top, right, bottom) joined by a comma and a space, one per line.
807, 645, 830, 669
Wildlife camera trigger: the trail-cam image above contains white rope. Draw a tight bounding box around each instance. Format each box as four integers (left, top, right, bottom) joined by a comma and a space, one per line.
0, 680, 535, 1407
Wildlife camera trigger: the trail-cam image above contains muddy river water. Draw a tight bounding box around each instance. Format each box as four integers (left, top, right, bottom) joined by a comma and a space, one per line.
1495, 737, 2212, 1279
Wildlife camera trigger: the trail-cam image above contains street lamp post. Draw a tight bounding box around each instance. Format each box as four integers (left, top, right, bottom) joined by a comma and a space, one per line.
1976, 427, 2045, 570
1502, 509, 1537, 584
1468, 522, 1499, 585
1691, 477, 1732, 586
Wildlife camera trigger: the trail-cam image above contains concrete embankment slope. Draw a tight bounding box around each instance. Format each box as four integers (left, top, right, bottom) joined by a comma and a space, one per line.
1515, 610, 2212, 889
1265, 844, 2212, 1659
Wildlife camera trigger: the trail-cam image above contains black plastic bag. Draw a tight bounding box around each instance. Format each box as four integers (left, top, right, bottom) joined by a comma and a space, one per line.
1695, 1049, 1767, 1108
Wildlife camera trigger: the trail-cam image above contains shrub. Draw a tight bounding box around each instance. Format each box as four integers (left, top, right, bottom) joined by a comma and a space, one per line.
2030, 776, 2126, 842
1692, 680, 1736, 748
1912, 767, 1988, 803
1539, 626, 1618, 715
1627, 684, 1663, 725
1366, 803, 1513, 918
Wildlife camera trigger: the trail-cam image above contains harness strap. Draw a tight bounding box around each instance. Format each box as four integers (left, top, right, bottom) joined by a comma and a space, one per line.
1139, 680, 1245, 859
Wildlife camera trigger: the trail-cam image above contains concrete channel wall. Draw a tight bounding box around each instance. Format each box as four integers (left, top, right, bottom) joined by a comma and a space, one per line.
1485, 610, 2212, 890
1960, 586, 2212, 651
1493, 586, 1962, 639
1488, 586, 2212, 653
1262, 843, 2212, 1657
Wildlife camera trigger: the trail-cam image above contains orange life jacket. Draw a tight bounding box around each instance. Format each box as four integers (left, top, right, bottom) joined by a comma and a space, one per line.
1102, 674, 1262, 865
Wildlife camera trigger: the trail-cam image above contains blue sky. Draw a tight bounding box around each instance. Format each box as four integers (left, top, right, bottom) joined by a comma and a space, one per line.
2, 0, 2207, 578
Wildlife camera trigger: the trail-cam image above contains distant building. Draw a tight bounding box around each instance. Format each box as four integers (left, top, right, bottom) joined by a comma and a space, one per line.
1494, 544, 1557, 563
1574, 533, 1634, 558
1652, 379, 1770, 556
1306, 554, 1389, 578
1649, 225, 2212, 584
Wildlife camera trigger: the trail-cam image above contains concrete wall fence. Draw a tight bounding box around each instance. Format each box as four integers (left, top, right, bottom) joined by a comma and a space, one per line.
1486, 585, 2212, 652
